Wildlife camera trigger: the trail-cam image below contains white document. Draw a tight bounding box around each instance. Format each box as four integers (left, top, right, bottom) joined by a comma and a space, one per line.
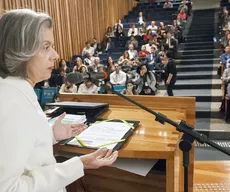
68, 122, 131, 149
48, 114, 87, 126
112, 158, 158, 176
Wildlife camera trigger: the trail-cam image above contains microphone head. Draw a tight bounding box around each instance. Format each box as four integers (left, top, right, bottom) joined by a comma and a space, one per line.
66, 72, 84, 84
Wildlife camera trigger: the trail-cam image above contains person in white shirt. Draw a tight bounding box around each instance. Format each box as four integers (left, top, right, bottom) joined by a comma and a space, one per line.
81, 41, 95, 57
137, 12, 146, 26
163, 0, 173, 8
145, 39, 157, 53
127, 44, 138, 61
128, 24, 139, 37
110, 63, 127, 85
78, 80, 99, 94
59, 80, 78, 93
114, 19, 123, 30
147, 21, 158, 35
88, 57, 101, 72
0, 9, 118, 192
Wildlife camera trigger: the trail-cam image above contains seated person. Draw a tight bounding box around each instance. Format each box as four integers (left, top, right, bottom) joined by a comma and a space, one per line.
147, 21, 158, 35
73, 57, 83, 72
125, 35, 138, 49
106, 56, 115, 74
105, 37, 115, 52
145, 39, 157, 53
221, 46, 230, 67
79, 65, 88, 73
114, 25, 125, 38
128, 24, 138, 37
94, 43, 104, 56
84, 53, 94, 66
59, 80, 78, 94
223, 23, 230, 32
88, 57, 101, 72
144, 29, 154, 42
138, 45, 150, 57
127, 44, 138, 61
78, 80, 99, 94
137, 12, 146, 26
82, 41, 95, 57
134, 64, 157, 95
118, 51, 132, 66
146, 46, 158, 70
221, 32, 230, 48
114, 19, 123, 30
59, 59, 70, 74
91, 37, 98, 50
105, 26, 115, 39
163, 0, 173, 8
159, 22, 166, 35
53, 68, 65, 88
102, 81, 114, 94
138, 22, 147, 36
223, 60, 230, 97
110, 63, 127, 85
121, 80, 138, 95
177, 9, 187, 21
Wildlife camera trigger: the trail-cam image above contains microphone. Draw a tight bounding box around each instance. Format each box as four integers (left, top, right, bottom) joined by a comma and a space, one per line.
66, 72, 108, 84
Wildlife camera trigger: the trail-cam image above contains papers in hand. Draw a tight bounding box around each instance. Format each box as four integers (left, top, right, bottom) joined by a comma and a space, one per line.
68, 121, 132, 150
48, 114, 87, 126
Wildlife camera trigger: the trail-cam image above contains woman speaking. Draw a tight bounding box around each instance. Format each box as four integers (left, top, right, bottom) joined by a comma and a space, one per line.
0, 9, 118, 192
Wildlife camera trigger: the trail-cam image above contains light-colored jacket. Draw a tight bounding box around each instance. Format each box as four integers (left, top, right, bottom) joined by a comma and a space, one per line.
0, 76, 84, 192
223, 68, 230, 83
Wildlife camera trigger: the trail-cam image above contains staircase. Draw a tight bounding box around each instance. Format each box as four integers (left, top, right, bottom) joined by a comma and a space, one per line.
160, 9, 222, 131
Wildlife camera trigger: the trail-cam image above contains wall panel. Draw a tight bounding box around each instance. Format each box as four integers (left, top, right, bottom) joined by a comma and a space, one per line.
2, 0, 137, 64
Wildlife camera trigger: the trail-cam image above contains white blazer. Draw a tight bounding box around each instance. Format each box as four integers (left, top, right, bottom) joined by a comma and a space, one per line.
0, 77, 84, 192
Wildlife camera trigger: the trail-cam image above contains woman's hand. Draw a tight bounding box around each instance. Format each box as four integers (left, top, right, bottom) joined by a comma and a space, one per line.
53, 113, 87, 141
80, 148, 118, 169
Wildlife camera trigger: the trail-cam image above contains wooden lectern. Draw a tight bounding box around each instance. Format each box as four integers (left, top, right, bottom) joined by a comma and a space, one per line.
54, 94, 195, 192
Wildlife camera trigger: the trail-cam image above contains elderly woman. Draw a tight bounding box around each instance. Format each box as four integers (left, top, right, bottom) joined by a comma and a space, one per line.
0, 9, 118, 192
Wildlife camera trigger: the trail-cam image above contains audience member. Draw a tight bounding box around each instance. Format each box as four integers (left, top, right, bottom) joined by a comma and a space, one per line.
82, 41, 95, 57
105, 37, 115, 52
121, 80, 138, 95
102, 81, 114, 94
94, 43, 104, 56
59, 59, 70, 74
144, 29, 154, 42
128, 24, 138, 37
127, 44, 138, 61
223, 60, 230, 85
84, 53, 94, 66
138, 45, 150, 57
221, 31, 230, 48
177, 9, 187, 21
59, 80, 78, 94
145, 39, 157, 53
73, 57, 83, 72
163, 32, 177, 58
53, 68, 65, 88
135, 64, 157, 95
114, 19, 123, 30
106, 56, 115, 74
118, 51, 132, 66
163, 0, 173, 8
147, 21, 158, 35
88, 57, 101, 72
125, 36, 138, 49
221, 46, 230, 67
79, 65, 88, 73
105, 26, 115, 39
110, 63, 127, 85
78, 80, 99, 94
138, 22, 147, 36
146, 46, 158, 70
137, 12, 146, 26
91, 37, 98, 50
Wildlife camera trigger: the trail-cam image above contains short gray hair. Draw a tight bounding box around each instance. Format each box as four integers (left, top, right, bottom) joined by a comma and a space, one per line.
0, 9, 53, 79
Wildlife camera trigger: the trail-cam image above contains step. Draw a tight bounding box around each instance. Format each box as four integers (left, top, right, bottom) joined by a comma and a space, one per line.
185, 34, 215, 38
177, 64, 219, 72
188, 28, 215, 33
181, 41, 214, 45
175, 58, 220, 64
177, 49, 220, 57
178, 54, 218, 60
188, 31, 214, 36
196, 102, 222, 118
159, 79, 221, 90
177, 71, 219, 80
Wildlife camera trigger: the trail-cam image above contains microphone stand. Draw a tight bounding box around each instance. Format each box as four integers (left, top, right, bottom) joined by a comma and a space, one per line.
104, 86, 230, 192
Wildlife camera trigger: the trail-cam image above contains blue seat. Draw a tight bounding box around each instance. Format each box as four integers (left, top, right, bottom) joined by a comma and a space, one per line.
40, 87, 58, 106
113, 85, 126, 93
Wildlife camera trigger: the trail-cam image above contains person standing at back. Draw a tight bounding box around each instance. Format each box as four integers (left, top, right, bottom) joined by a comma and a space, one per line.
0, 9, 118, 192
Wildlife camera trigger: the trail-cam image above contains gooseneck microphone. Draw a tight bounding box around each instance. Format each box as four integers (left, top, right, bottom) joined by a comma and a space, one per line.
66, 72, 108, 84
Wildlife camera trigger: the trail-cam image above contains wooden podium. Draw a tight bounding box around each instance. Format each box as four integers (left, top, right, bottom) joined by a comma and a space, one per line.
54, 94, 196, 192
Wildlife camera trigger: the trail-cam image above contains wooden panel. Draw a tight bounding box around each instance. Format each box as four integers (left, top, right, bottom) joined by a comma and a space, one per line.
2, 0, 137, 63
0, 0, 4, 14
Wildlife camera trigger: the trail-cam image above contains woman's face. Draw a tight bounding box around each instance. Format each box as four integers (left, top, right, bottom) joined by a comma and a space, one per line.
61, 60, 66, 66
127, 83, 134, 90
108, 57, 113, 63
76, 58, 82, 65
124, 52, 129, 58
227, 33, 230, 39
141, 65, 147, 73
141, 45, 146, 51
81, 66, 87, 73
27, 27, 59, 84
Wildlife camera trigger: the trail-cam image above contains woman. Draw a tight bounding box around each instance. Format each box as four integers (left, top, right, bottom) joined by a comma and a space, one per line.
105, 26, 115, 39
144, 29, 154, 42
114, 25, 125, 38
78, 80, 99, 94
121, 80, 138, 95
79, 65, 88, 73
0, 9, 118, 192
106, 56, 115, 74
138, 22, 147, 36
134, 64, 157, 95
162, 54, 177, 96
118, 51, 132, 66
127, 24, 138, 37
138, 45, 150, 57
59, 59, 70, 74
59, 80, 78, 93
72, 57, 83, 72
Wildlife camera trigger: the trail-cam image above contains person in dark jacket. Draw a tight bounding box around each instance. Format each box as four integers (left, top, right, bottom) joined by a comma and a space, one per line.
162, 53, 177, 96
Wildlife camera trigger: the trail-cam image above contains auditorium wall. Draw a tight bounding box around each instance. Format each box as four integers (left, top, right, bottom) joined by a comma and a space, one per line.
2, 0, 137, 63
